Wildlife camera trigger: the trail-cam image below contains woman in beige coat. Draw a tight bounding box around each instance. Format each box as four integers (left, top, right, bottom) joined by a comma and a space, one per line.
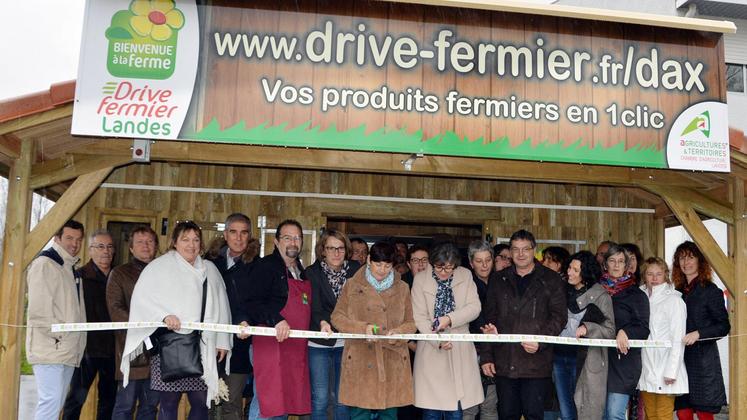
331, 241, 417, 420
411, 242, 484, 418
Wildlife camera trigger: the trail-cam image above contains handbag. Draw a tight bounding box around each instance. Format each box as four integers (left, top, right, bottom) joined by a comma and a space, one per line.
158, 279, 208, 382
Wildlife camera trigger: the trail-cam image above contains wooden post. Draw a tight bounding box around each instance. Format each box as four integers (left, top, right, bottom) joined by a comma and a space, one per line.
0, 139, 34, 419
655, 218, 665, 259
22, 167, 114, 270
730, 178, 746, 419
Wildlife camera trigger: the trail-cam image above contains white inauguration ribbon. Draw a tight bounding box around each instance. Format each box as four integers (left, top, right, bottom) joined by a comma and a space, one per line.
51, 321, 671, 348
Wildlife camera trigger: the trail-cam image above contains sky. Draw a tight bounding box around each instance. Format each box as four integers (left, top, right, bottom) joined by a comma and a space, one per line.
0, 0, 86, 100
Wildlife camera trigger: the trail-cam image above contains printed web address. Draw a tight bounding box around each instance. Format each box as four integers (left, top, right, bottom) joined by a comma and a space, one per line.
213, 22, 438, 69
213, 21, 591, 81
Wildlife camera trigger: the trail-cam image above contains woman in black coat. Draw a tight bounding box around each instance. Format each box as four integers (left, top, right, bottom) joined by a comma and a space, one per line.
600, 243, 650, 420
306, 229, 361, 420
672, 241, 730, 420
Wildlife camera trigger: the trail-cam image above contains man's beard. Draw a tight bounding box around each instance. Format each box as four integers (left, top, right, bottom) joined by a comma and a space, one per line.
285, 246, 300, 259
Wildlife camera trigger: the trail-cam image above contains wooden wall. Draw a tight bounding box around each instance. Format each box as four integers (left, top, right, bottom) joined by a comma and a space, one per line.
71, 161, 660, 261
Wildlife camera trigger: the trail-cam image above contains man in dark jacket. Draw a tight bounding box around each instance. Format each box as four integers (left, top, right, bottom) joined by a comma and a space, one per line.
206, 213, 259, 420
106, 226, 160, 420
62, 230, 117, 420
480, 229, 567, 420
244, 219, 311, 419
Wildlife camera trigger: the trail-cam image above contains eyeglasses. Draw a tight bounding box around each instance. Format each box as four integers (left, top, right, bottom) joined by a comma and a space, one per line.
324, 246, 345, 254
409, 257, 429, 265
433, 264, 455, 273
90, 244, 115, 251
279, 235, 302, 243
607, 258, 626, 266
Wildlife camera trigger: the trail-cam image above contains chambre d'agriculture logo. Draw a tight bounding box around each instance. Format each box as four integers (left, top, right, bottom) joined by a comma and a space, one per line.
105, 0, 185, 80
681, 110, 711, 140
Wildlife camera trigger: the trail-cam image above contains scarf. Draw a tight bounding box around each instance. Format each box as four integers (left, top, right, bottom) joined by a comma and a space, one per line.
682, 277, 698, 295
432, 270, 455, 319
566, 284, 588, 314
120, 251, 232, 406
321, 260, 349, 299
599, 272, 636, 296
366, 266, 394, 292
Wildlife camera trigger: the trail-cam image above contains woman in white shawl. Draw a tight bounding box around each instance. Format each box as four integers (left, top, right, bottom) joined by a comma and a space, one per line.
120, 221, 232, 419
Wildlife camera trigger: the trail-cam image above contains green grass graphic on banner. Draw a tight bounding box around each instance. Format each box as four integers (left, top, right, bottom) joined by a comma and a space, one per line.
184, 119, 667, 169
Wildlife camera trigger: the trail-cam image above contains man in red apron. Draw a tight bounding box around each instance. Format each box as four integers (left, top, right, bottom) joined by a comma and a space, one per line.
244, 220, 312, 419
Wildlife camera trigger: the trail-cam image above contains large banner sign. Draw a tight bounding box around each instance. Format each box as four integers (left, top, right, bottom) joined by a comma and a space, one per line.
72, 0, 731, 172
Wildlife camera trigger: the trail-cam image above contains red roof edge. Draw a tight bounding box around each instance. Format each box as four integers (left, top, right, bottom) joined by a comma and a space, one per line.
0, 80, 76, 124
730, 127, 747, 155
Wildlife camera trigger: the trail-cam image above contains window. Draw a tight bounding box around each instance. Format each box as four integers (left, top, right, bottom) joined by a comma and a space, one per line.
727, 63, 745, 93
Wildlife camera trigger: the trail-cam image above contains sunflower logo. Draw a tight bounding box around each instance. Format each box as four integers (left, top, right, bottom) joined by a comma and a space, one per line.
129, 0, 184, 42
105, 0, 185, 79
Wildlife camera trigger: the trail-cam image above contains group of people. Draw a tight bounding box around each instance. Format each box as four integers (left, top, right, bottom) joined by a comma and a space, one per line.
25, 214, 730, 420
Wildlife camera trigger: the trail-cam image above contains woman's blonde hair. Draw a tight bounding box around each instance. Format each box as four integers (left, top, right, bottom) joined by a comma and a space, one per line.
641, 257, 671, 284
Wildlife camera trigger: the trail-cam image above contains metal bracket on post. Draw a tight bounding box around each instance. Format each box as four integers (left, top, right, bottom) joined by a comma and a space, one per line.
132, 139, 152, 162
401, 153, 424, 171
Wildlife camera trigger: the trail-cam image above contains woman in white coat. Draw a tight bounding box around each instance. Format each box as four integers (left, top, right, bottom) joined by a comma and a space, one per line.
637, 257, 688, 420
121, 221, 232, 420
411, 242, 483, 419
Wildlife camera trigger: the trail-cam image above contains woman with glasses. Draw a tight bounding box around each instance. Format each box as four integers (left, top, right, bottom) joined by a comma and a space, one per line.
492, 244, 512, 272
600, 243, 650, 420
672, 241, 729, 420
403, 244, 430, 289
306, 229, 361, 420
411, 242, 483, 419
331, 242, 416, 420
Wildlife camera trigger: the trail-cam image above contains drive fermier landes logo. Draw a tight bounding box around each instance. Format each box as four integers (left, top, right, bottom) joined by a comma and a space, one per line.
97, 0, 184, 137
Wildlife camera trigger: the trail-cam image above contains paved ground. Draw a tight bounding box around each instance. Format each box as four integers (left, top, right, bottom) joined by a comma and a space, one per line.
17, 373, 729, 420
19, 375, 36, 420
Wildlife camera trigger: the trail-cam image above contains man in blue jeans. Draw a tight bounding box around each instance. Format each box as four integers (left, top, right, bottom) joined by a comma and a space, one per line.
26, 220, 87, 420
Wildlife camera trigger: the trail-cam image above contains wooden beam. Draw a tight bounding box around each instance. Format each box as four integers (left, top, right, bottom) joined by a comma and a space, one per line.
645, 185, 734, 225
71, 139, 711, 189
0, 134, 21, 159
655, 218, 665, 259
620, 187, 663, 208
654, 203, 673, 220
0, 104, 73, 137
0, 139, 34, 419
660, 192, 735, 294
30, 154, 131, 190
22, 167, 113, 269
730, 177, 747, 420
732, 150, 747, 169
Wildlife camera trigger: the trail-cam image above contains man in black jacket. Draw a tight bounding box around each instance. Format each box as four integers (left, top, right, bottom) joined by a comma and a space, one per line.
244, 219, 310, 419
480, 230, 567, 420
62, 230, 117, 420
206, 213, 258, 420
